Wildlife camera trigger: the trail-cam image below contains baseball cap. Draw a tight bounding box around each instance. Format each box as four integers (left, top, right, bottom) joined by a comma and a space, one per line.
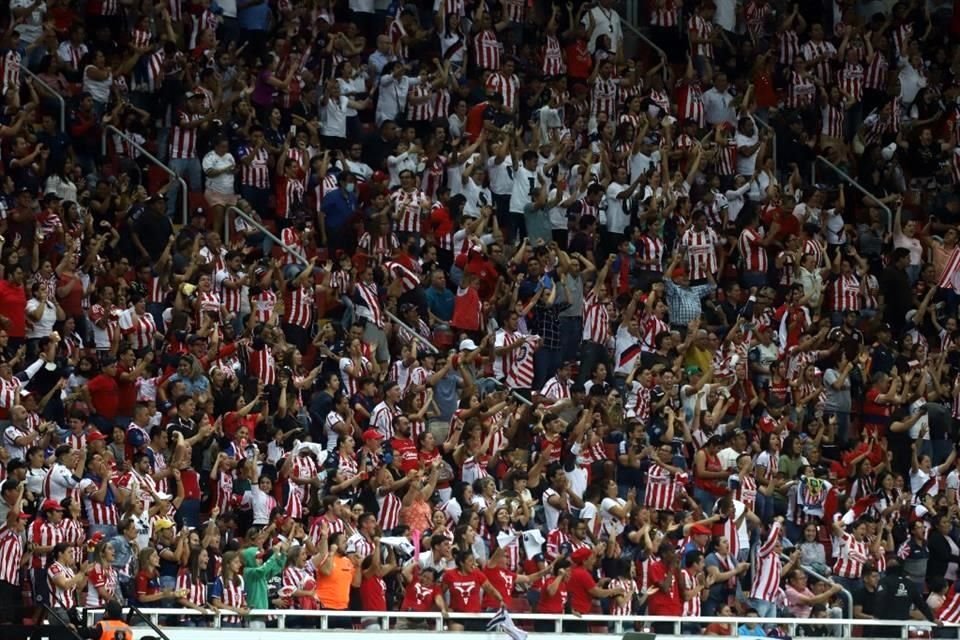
362, 429, 383, 442
41, 499, 63, 512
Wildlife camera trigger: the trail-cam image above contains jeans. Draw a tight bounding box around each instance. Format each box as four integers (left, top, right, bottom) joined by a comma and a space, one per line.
168, 158, 202, 218
748, 597, 777, 619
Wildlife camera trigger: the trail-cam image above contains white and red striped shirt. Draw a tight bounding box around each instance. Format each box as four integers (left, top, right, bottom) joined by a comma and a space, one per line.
29, 519, 61, 568
406, 82, 434, 121
239, 146, 270, 189
391, 189, 427, 234
80, 478, 119, 526
591, 77, 619, 119
542, 35, 565, 76
681, 568, 702, 616
738, 227, 768, 271
473, 30, 501, 71
679, 227, 720, 279
582, 292, 610, 344
1, 51, 21, 95
688, 14, 713, 59
377, 490, 402, 531
216, 576, 246, 623
638, 235, 665, 272
354, 281, 383, 328
248, 346, 276, 386
251, 289, 278, 324
285, 455, 318, 520
284, 284, 314, 329
539, 376, 572, 404
370, 401, 401, 439
749, 522, 783, 602
837, 62, 864, 102
389, 19, 409, 61
177, 569, 207, 608
787, 72, 816, 109
123, 310, 158, 351
644, 463, 681, 511
216, 270, 244, 314
833, 532, 870, 578
778, 30, 801, 66
820, 103, 845, 139
679, 82, 705, 128
279, 227, 304, 267
169, 110, 201, 160
505, 336, 538, 390
85, 563, 118, 606
48, 561, 77, 609
864, 53, 888, 91
801, 40, 836, 84
744, 1, 771, 39
485, 72, 519, 113
649, 0, 679, 27
829, 273, 861, 312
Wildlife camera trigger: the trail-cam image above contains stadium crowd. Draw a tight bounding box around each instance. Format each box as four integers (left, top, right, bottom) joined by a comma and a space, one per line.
0, 0, 960, 635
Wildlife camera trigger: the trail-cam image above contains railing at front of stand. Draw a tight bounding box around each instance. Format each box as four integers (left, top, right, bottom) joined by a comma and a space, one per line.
224, 205, 307, 265
80, 608, 956, 638
816, 155, 893, 233
102, 125, 188, 225
21, 66, 66, 132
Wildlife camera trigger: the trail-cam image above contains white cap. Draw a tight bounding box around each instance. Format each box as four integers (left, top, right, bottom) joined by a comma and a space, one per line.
881, 143, 897, 161
459, 339, 478, 351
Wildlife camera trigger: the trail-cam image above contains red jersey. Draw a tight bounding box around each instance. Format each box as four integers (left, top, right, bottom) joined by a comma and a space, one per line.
482, 566, 516, 609
534, 574, 568, 613
567, 565, 597, 614
442, 568, 486, 613
646, 560, 682, 615
401, 573, 442, 612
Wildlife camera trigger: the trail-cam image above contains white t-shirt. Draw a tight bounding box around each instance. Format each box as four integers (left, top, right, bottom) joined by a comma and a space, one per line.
201, 151, 236, 194
509, 165, 539, 214
605, 182, 630, 234
735, 130, 760, 176
11, 0, 46, 43
488, 155, 514, 195
26, 298, 57, 339
462, 178, 492, 218
321, 95, 350, 138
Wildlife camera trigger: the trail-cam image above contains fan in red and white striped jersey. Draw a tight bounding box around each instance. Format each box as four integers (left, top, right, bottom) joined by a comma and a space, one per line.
285, 452, 319, 520
644, 454, 687, 511
828, 268, 862, 313
118, 305, 158, 352
743, 0, 771, 40
786, 63, 817, 109
370, 385, 403, 439
247, 343, 277, 386
284, 281, 315, 331
591, 65, 620, 120
677, 80, 705, 128
582, 290, 611, 346
29, 509, 62, 572
377, 483, 403, 531
820, 98, 847, 140
176, 564, 208, 616
539, 372, 573, 405
680, 566, 703, 616
542, 31, 566, 77
0, 50, 21, 96
354, 277, 384, 329
749, 520, 784, 604
738, 222, 769, 274
170, 107, 203, 161
485, 69, 520, 116
239, 139, 271, 190
679, 219, 721, 280
216, 259, 248, 317
687, 9, 714, 60
250, 288, 279, 324
837, 57, 865, 103
863, 49, 888, 94
85, 560, 119, 607
832, 528, 872, 579
801, 29, 837, 84
625, 375, 652, 422
473, 25, 501, 72
48, 558, 79, 610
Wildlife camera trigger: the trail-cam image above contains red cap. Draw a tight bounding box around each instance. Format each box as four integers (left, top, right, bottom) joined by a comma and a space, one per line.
690, 523, 712, 536
89, 532, 105, 544
362, 429, 383, 442
41, 499, 64, 512
86, 430, 107, 442
671, 267, 687, 279
571, 548, 592, 564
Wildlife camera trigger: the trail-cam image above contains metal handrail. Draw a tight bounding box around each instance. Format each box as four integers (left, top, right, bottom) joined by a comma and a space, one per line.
83, 607, 951, 635
21, 66, 66, 132
754, 113, 777, 178
620, 19, 669, 83
102, 125, 188, 225
224, 205, 307, 265
386, 309, 439, 355
816, 155, 893, 233
782, 553, 854, 635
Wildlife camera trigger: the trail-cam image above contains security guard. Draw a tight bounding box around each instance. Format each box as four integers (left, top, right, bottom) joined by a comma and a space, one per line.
80, 601, 132, 640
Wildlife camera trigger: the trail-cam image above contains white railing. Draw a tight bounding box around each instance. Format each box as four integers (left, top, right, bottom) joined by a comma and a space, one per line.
21, 66, 66, 132
101, 125, 189, 225
82, 608, 956, 638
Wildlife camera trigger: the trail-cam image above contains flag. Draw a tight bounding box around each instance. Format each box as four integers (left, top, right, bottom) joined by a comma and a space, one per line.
937, 247, 960, 292
486, 606, 527, 640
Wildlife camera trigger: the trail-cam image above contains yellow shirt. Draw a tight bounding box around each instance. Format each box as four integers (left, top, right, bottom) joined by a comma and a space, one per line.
315, 555, 355, 610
